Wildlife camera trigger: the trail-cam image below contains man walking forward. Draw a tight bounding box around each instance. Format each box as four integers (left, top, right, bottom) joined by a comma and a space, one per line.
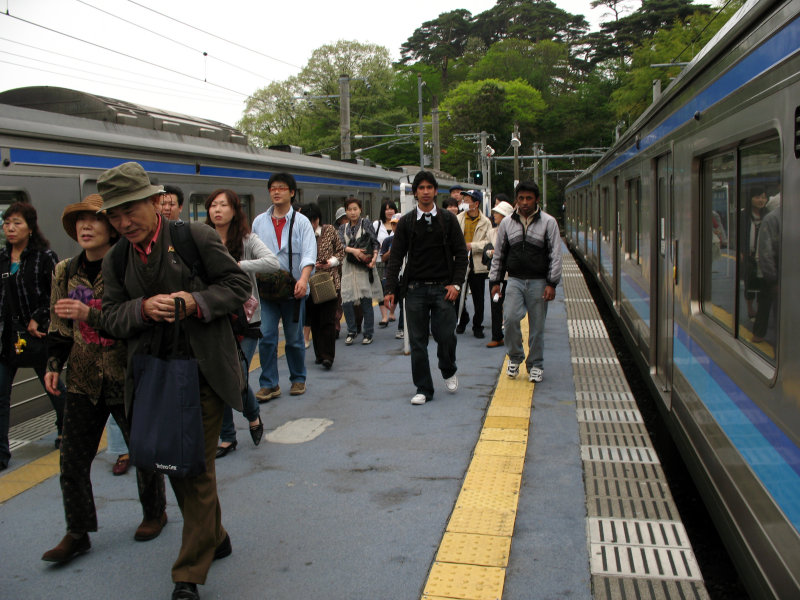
489, 181, 561, 383
384, 171, 468, 405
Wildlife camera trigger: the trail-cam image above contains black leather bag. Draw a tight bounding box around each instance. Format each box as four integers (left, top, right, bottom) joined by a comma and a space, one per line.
129, 298, 205, 478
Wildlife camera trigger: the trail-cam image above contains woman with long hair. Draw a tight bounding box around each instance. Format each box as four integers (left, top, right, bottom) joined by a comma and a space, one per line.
41, 194, 166, 563
205, 189, 279, 458
373, 200, 398, 327
301, 203, 344, 369
338, 197, 382, 345
0, 202, 65, 471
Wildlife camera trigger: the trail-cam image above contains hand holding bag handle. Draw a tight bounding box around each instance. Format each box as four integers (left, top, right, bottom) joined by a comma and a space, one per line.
129, 297, 205, 477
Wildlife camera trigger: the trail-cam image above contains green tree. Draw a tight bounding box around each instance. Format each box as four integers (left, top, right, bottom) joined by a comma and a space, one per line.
399, 9, 474, 85
438, 79, 546, 181
469, 39, 570, 98
609, 0, 743, 124
238, 40, 396, 157
589, 0, 712, 66
473, 0, 589, 46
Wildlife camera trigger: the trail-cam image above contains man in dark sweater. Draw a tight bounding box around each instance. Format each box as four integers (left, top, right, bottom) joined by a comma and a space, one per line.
384, 171, 468, 405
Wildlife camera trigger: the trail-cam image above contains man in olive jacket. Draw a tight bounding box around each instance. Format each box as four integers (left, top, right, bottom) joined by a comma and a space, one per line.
98, 162, 250, 600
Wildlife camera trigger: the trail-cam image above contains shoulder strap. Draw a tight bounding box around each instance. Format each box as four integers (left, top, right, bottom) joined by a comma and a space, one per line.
66, 256, 80, 280
169, 221, 208, 283
111, 238, 131, 287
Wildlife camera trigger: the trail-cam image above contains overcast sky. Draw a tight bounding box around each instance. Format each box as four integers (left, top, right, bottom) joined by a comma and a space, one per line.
0, 0, 610, 127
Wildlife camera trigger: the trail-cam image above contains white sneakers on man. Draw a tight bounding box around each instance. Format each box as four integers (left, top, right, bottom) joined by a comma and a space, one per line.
411, 393, 427, 405
507, 361, 519, 378
529, 367, 543, 383
444, 374, 459, 392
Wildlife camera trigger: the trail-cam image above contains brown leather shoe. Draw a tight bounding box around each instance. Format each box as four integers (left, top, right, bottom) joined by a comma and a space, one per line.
486, 339, 504, 348
134, 511, 167, 541
112, 454, 130, 476
42, 533, 91, 563
256, 386, 281, 403
289, 382, 306, 396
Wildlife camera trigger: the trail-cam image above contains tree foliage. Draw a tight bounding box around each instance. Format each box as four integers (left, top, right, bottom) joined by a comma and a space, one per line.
237, 0, 743, 194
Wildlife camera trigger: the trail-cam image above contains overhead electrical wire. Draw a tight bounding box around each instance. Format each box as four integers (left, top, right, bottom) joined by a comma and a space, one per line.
1, 49, 238, 104
127, 0, 303, 71
73, 0, 272, 81
0, 59, 239, 107
671, 0, 736, 64
1, 11, 250, 97
0, 37, 238, 102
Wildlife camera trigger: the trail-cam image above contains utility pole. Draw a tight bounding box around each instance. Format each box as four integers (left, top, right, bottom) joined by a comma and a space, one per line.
480, 130, 488, 189
339, 75, 351, 160
417, 74, 425, 169
432, 97, 440, 171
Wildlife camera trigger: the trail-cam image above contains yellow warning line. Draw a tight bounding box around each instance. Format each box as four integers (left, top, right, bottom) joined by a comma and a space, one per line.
422, 318, 533, 600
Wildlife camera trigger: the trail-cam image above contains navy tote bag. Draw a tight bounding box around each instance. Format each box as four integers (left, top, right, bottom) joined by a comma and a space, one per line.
129, 297, 205, 478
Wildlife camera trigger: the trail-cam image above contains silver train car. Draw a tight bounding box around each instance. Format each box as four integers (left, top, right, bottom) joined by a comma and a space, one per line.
564, 0, 799, 597
0, 87, 478, 425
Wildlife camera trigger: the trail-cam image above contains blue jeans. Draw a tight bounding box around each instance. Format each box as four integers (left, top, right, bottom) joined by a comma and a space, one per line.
0, 360, 66, 468
220, 335, 260, 444
258, 298, 306, 389
404, 283, 458, 400
343, 298, 374, 337
106, 414, 129, 455
503, 278, 548, 371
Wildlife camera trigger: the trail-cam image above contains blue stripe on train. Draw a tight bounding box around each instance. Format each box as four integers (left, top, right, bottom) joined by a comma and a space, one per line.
10, 149, 383, 189
674, 325, 800, 532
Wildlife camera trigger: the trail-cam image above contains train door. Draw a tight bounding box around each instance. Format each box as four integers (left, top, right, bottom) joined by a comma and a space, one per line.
654, 153, 674, 400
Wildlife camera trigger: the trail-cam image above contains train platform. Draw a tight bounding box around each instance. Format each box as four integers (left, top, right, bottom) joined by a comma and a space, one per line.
0, 248, 709, 600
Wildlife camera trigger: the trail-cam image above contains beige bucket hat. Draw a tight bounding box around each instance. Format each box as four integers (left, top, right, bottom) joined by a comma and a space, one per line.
97, 162, 164, 211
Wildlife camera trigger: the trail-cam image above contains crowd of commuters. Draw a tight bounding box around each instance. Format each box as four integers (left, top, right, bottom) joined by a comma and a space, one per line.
0, 161, 561, 599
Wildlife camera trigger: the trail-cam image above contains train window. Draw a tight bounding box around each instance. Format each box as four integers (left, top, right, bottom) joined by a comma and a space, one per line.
702, 152, 736, 332
738, 139, 781, 360
701, 137, 781, 362
625, 178, 641, 264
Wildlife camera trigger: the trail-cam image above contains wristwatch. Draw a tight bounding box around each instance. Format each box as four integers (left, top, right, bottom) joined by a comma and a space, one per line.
453, 284, 461, 292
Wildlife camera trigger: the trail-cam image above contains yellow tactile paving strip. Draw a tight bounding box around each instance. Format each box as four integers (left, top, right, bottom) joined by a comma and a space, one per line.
422, 317, 533, 600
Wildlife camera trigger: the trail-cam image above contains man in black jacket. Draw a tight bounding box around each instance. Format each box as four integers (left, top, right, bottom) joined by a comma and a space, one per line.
384, 171, 468, 405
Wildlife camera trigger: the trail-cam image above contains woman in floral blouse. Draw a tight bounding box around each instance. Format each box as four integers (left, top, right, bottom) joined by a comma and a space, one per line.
41, 194, 166, 565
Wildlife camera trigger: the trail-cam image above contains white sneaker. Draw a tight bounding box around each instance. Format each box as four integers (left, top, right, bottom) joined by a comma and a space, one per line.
444, 374, 458, 393
395, 330, 404, 339
529, 367, 543, 383
411, 393, 427, 405
507, 361, 519, 378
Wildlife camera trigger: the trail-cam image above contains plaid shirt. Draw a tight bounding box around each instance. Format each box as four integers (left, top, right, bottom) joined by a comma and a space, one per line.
0, 244, 59, 331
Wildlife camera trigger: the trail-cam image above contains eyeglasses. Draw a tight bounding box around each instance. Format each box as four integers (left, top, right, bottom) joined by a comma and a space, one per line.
269, 186, 290, 193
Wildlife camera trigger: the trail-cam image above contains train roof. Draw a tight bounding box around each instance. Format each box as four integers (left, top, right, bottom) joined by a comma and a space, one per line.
0, 86, 247, 145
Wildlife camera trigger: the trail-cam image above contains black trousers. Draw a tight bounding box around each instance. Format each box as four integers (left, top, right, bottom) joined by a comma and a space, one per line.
306, 296, 338, 364
490, 281, 508, 342
458, 271, 487, 332
59, 392, 166, 533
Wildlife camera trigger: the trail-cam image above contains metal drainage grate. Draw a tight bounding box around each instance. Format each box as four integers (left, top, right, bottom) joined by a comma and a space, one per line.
578, 409, 644, 424
590, 542, 703, 581
582, 445, 660, 465
9, 411, 56, 450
